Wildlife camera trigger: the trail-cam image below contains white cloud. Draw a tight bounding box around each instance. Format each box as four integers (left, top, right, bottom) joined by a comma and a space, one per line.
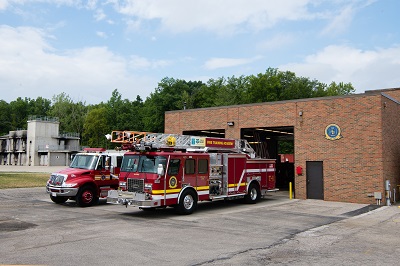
96, 31, 107, 38
115, 0, 316, 35
204, 56, 262, 70
94, 9, 106, 21
280, 45, 400, 93
0, 0, 10, 10
320, 0, 376, 36
257, 33, 295, 51
0, 25, 158, 103
0, 0, 102, 11
128, 55, 171, 70
321, 5, 355, 35
1, 0, 368, 37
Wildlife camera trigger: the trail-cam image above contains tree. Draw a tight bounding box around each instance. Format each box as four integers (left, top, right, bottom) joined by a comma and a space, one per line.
142, 77, 205, 132
0, 100, 12, 134
9, 97, 30, 129
83, 107, 109, 148
326, 81, 355, 96
48, 93, 87, 135
246, 68, 281, 103
28, 97, 51, 117
105, 89, 144, 134
206, 76, 249, 106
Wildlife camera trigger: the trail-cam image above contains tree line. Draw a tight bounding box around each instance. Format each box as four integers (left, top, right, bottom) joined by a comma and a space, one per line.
0, 68, 354, 148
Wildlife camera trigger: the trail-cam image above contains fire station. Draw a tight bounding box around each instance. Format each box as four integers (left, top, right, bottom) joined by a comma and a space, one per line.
164, 88, 400, 205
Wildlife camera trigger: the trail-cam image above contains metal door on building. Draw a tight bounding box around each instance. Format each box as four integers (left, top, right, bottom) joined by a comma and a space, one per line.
306, 161, 324, 200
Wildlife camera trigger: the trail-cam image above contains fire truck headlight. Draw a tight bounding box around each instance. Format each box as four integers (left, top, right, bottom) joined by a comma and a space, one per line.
62, 182, 77, 188
119, 181, 127, 187
144, 183, 152, 193
143, 184, 152, 200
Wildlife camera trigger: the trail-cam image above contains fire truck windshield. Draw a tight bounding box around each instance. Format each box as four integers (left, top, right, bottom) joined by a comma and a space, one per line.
70, 154, 98, 170
121, 155, 167, 174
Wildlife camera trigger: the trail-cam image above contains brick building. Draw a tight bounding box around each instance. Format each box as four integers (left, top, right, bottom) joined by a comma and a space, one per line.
164, 88, 400, 205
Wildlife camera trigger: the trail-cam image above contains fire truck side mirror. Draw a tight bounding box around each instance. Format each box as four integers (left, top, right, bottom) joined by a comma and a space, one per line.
157, 164, 165, 176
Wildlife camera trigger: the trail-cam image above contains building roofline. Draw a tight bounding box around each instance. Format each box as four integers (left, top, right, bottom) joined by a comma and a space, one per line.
166, 87, 400, 114
382, 93, 400, 105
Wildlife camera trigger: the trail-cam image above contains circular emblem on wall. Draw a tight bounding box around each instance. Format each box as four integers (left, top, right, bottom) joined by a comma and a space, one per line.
169, 176, 177, 188
325, 124, 342, 140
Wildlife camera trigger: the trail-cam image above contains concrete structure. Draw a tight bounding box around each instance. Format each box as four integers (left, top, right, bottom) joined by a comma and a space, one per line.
164, 88, 400, 205
0, 116, 80, 166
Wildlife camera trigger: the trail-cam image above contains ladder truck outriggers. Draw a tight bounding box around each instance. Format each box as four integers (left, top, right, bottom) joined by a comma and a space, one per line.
107, 132, 277, 214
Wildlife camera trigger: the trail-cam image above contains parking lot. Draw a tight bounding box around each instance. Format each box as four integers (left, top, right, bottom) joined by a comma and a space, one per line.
1, 185, 399, 266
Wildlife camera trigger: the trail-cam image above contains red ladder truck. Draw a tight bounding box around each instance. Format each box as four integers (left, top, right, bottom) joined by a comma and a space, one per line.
107, 133, 277, 214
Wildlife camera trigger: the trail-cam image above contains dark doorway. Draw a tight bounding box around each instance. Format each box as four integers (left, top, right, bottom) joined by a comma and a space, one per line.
241, 127, 294, 190
306, 161, 324, 200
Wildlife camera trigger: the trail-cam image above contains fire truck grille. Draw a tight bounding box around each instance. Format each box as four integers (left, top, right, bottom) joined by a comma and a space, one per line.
127, 178, 144, 193
49, 174, 65, 185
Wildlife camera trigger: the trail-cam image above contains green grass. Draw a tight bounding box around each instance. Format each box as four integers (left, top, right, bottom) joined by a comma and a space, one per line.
0, 172, 50, 189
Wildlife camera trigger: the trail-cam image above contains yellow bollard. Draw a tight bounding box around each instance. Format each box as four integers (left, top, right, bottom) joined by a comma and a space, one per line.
289, 182, 292, 200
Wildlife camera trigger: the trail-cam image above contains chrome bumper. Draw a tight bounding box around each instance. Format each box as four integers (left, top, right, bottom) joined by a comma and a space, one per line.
107, 190, 155, 207
46, 185, 78, 197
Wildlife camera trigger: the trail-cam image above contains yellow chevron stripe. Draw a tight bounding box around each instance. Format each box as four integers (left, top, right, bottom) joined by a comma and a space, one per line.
151, 183, 246, 195
152, 186, 210, 195
228, 182, 246, 188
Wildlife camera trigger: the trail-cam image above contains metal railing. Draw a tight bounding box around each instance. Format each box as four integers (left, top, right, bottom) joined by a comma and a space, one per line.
37, 145, 81, 151
58, 132, 80, 138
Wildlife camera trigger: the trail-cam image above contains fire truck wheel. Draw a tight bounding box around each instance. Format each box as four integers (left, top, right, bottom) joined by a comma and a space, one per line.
176, 189, 197, 215
244, 183, 261, 204
76, 185, 99, 207
50, 195, 68, 204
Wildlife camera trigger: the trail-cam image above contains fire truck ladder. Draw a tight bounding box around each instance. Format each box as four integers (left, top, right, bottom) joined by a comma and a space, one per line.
138, 133, 256, 156
110, 131, 149, 143
109, 131, 150, 150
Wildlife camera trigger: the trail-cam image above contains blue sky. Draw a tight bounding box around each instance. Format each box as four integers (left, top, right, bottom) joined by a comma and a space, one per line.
0, 0, 399, 104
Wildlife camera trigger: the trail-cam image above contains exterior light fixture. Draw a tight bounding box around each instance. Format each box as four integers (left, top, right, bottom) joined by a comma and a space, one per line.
227, 121, 234, 126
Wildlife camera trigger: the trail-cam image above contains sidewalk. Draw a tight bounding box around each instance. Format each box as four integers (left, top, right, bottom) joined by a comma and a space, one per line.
0, 165, 66, 173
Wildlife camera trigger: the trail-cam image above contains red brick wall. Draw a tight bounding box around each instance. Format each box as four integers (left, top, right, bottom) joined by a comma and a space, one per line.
165, 89, 400, 204
381, 94, 400, 203
294, 95, 383, 204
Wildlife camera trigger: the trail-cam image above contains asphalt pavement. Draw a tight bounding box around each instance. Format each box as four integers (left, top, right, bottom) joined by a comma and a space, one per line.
1, 165, 399, 265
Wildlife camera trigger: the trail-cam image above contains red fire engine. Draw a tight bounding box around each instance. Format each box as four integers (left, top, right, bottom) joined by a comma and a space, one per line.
107, 133, 277, 214
46, 148, 124, 207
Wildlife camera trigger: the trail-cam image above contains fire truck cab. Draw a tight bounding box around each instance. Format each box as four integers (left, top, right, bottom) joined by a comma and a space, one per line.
107, 133, 277, 214
46, 148, 124, 207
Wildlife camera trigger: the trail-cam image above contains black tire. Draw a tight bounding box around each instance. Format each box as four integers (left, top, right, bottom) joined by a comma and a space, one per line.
76, 185, 99, 207
50, 195, 68, 204
176, 189, 197, 215
244, 182, 261, 204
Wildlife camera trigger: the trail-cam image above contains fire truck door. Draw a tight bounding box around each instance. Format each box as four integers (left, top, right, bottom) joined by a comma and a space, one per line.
166, 158, 180, 190
95, 155, 113, 185
183, 158, 197, 188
